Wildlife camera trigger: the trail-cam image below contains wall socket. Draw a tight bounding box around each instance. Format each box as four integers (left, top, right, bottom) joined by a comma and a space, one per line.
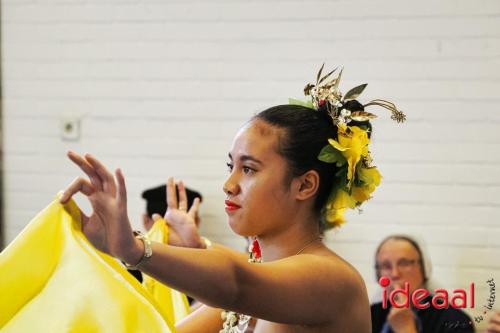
60, 118, 81, 141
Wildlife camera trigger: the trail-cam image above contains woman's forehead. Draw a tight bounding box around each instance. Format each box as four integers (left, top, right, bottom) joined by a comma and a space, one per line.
377, 239, 420, 260
230, 120, 283, 158
239, 119, 281, 138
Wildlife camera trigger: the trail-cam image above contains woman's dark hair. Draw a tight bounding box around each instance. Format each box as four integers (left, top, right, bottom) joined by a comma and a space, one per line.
254, 104, 372, 229
253, 105, 339, 223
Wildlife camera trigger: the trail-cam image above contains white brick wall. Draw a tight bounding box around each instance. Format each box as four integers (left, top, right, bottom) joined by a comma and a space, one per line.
2, 1, 499, 330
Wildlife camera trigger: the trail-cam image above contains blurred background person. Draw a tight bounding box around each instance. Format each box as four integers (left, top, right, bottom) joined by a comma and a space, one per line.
141, 183, 202, 231
129, 182, 202, 285
371, 235, 474, 333
487, 311, 500, 333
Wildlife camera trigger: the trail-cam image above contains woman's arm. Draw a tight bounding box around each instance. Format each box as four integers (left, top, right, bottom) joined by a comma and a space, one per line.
61, 152, 362, 326
138, 243, 360, 326
176, 305, 223, 333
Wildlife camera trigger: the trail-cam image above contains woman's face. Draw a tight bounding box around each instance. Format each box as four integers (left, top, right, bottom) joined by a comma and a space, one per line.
223, 119, 296, 237
376, 239, 425, 294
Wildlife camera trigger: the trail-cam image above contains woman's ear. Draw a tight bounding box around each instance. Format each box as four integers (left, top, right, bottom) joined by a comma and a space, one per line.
294, 170, 320, 201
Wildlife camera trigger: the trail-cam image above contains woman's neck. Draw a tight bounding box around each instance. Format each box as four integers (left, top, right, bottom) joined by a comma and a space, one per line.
256, 212, 322, 262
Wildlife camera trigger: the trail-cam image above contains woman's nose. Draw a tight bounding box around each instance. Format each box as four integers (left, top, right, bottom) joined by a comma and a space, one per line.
223, 173, 240, 196
389, 265, 401, 279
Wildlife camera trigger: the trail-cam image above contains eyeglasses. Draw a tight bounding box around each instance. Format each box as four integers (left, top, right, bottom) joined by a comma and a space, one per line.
376, 258, 419, 273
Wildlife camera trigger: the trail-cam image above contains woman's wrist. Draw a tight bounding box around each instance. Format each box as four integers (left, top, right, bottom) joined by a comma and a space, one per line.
122, 235, 146, 267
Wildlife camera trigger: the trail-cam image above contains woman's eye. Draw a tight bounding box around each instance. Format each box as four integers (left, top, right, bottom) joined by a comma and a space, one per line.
242, 166, 254, 174
226, 163, 233, 172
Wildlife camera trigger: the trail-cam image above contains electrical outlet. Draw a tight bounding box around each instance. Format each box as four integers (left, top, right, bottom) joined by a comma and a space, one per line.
61, 118, 80, 141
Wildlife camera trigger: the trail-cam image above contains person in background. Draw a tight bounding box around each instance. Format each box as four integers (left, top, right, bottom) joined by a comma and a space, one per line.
371, 235, 474, 333
487, 311, 500, 333
141, 184, 202, 231
129, 184, 202, 286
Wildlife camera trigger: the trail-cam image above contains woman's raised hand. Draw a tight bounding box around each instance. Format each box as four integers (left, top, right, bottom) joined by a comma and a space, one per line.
59, 151, 142, 264
156, 178, 204, 248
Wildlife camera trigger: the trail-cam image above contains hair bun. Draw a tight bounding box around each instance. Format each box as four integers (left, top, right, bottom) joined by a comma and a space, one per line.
315, 103, 336, 126
342, 100, 364, 112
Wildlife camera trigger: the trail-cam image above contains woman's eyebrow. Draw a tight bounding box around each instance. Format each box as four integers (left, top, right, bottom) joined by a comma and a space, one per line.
228, 153, 263, 165
240, 155, 263, 164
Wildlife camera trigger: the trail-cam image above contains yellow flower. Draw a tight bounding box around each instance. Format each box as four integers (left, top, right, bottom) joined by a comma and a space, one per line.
323, 126, 379, 228
352, 167, 382, 203
324, 189, 355, 227
358, 165, 381, 186
325, 208, 346, 227
328, 125, 370, 186
332, 188, 357, 210
324, 166, 381, 228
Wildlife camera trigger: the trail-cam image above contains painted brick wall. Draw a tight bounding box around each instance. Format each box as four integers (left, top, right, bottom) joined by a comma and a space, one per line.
2, 1, 499, 330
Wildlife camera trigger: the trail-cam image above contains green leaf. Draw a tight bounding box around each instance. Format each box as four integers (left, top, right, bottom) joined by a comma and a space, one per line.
288, 98, 314, 109
336, 165, 348, 179
344, 84, 368, 101
318, 144, 346, 166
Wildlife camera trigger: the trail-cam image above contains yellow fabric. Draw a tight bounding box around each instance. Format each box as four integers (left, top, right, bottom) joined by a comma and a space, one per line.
0, 196, 175, 333
143, 219, 190, 323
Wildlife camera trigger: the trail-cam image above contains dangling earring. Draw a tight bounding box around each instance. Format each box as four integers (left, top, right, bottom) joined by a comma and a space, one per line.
248, 237, 262, 263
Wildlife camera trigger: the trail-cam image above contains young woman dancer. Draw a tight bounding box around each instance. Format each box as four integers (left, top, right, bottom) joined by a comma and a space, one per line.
60, 66, 404, 332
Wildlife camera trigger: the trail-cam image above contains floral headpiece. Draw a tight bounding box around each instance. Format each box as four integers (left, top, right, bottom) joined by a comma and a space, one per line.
290, 64, 406, 229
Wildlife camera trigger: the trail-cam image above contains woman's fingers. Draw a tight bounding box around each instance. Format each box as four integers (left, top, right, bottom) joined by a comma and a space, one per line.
67, 151, 103, 191
85, 154, 116, 195
188, 197, 201, 218
166, 177, 178, 209
115, 168, 127, 208
60, 176, 95, 204
178, 180, 188, 211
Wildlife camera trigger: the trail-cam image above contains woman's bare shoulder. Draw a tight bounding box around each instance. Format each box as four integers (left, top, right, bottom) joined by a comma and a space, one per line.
271, 246, 370, 328
297, 245, 368, 295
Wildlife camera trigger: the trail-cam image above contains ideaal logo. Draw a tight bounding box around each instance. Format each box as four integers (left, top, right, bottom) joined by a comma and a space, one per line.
379, 276, 475, 310
379, 276, 496, 327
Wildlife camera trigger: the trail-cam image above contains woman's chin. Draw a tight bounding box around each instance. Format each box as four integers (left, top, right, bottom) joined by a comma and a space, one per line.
227, 216, 253, 237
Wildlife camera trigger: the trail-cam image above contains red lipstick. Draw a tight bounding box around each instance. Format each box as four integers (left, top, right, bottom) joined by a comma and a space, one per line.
225, 200, 241, 212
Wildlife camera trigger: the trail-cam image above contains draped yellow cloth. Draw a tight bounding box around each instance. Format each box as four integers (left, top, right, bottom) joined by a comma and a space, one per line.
0, 196, 176, 333
144, 220, 190, 323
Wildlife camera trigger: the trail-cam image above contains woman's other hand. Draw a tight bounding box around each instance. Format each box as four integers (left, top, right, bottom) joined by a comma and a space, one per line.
159, 178, 204, 248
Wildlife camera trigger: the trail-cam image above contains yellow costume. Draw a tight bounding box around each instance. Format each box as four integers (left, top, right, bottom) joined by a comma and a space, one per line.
0, 196, 179, 332
143, 219, 190, 322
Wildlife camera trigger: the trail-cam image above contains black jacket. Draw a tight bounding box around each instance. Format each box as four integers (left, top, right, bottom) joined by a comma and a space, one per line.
371, 297, 474, 333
